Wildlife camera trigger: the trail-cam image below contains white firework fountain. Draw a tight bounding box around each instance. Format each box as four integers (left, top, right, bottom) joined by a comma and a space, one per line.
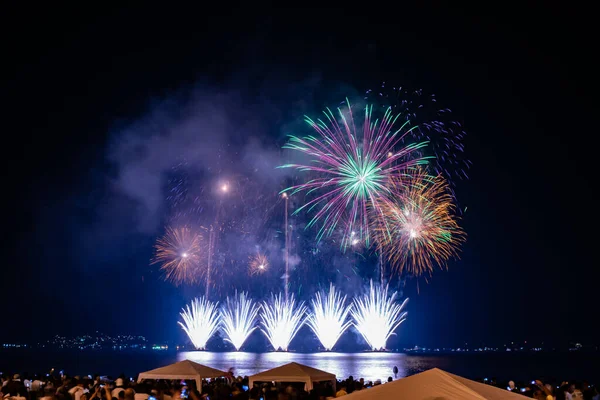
221, 291, 259, 351
351, 280, 408, 351
306, 283, 353, 351
260, 292, 306, 351
178, 297, 220, 350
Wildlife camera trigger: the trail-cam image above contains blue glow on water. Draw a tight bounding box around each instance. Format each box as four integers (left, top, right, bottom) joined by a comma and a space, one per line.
179, 351, 407, 381
1, 350, 597, 383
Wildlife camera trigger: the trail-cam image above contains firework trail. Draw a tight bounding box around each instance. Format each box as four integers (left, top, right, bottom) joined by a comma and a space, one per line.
374, 168, 465, 277
351, 280, 408, 351
249, 253, 269, 275
279, 99, 429, 250
306, 283, 353, 351
260, 293, 307, 351
152, 227, 203, 285
365, 84, 471, 192
205, 180, 230, 298
178, 297, 220, 350
220, 291, 260, 351
283, 192, 290, 299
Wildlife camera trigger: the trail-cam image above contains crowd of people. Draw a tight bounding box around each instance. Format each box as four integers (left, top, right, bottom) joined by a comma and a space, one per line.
1, 370, 598, 400
474, 377, 598, 400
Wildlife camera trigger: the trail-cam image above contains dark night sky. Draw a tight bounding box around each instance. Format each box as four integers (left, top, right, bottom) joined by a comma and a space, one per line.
1, 5, 595, 348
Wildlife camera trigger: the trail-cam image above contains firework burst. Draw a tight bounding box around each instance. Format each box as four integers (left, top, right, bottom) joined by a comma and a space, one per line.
279, 99, 429, 249
260, 293, 306, 351
249, 253, 269, 275
375, 168, 465, 276
351, 280, 408, 351
366, 84, 470, 190
152, 227, 203, 285
220, 291, 259, 351
306, 284, 353, 351
178, 297, 220, 350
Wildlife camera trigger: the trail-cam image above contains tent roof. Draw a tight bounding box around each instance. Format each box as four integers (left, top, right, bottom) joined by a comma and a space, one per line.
138, 360, 227, 380
343, 368, 527, 400
249, 362, 335, 382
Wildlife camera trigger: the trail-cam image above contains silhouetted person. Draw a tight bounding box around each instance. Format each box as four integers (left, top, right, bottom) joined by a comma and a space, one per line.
4, 375, 28, 398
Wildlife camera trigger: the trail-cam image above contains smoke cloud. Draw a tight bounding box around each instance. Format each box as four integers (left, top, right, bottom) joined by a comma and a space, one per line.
106, 78, 322, 234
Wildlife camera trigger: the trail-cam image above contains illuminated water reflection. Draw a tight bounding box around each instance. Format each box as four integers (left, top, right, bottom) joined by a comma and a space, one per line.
1, 350, 596, 383
178, 351, 407, 382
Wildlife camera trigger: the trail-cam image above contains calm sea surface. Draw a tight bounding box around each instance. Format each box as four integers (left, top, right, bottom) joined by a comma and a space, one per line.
1, 350, 597, 384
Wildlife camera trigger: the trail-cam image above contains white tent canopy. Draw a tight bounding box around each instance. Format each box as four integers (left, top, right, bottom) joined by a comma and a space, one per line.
343, 368, 527, 400
137, 360, 227, 393
248, 362, 336, 392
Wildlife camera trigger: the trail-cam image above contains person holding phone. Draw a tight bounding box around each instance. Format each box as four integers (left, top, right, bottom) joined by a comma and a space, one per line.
147, 389, 159, 400
89, 384, 112, 400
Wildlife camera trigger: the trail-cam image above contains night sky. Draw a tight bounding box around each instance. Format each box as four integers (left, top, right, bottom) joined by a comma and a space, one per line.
2, 5, 594, 348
